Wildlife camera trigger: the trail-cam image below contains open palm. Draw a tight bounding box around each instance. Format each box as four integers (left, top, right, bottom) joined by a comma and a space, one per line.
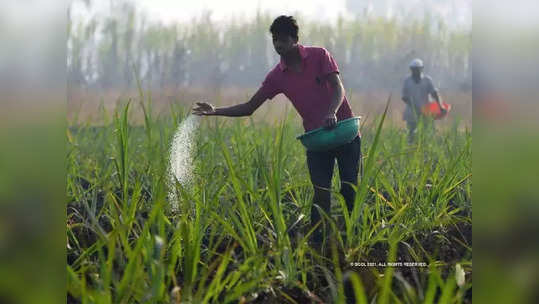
192, 102, 215, 116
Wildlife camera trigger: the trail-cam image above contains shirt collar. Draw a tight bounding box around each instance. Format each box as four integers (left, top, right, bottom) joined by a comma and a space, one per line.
279, 44, 308, 71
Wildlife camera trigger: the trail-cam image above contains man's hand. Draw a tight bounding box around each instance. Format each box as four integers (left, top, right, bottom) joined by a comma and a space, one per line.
323, 112, 337, 129
192, 102, 216, 116
438, 101, 447, 115
440, 107, 447, 115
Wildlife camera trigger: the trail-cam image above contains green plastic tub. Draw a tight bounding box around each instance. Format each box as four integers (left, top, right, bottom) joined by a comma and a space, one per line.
296, 117, 360, 151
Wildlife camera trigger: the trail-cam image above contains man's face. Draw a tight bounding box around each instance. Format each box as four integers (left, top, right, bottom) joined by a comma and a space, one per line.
410, 67, 423, 78
272, 34, 297, 56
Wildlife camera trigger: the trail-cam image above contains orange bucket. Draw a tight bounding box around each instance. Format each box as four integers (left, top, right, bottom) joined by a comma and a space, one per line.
421, 101, 451, 119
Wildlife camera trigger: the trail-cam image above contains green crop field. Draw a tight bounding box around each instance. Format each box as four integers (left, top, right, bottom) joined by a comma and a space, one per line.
67, 95, 471, 303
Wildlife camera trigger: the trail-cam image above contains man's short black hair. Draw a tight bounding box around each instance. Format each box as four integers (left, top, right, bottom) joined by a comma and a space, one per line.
269, 15, 299, 40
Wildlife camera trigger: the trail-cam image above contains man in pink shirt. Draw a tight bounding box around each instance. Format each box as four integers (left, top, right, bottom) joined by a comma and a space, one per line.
193, 15, 361, 246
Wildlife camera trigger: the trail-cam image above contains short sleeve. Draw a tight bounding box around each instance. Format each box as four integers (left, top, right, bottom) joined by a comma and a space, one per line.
258, 70, 281, 100
320, 48, 340, 76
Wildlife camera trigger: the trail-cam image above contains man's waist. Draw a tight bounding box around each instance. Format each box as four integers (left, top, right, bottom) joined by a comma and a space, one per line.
303, 112, 354, 131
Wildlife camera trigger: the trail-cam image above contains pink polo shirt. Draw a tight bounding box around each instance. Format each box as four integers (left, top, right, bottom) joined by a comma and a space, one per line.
259, 44, 357, 133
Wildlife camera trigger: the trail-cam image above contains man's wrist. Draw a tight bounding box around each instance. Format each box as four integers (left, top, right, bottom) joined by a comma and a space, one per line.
210, 108, 220, 115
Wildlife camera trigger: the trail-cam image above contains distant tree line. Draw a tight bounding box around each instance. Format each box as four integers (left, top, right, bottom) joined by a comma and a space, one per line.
68, 1, 471, 94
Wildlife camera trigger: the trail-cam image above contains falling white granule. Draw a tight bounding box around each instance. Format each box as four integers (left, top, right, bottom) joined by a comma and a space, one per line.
167, 114, 200, 210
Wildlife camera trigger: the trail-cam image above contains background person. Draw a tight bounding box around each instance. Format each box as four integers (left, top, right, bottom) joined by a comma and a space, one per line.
401, 58, 445, 141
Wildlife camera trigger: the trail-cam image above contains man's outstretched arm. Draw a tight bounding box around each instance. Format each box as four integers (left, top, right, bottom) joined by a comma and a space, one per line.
192, 88, 268, 117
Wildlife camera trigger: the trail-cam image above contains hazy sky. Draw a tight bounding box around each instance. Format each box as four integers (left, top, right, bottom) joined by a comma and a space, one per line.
137, 0, 349, 23
72, 0, 471, 28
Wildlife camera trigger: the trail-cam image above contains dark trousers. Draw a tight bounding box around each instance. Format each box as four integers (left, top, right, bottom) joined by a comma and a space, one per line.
306, 136, 362, 243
